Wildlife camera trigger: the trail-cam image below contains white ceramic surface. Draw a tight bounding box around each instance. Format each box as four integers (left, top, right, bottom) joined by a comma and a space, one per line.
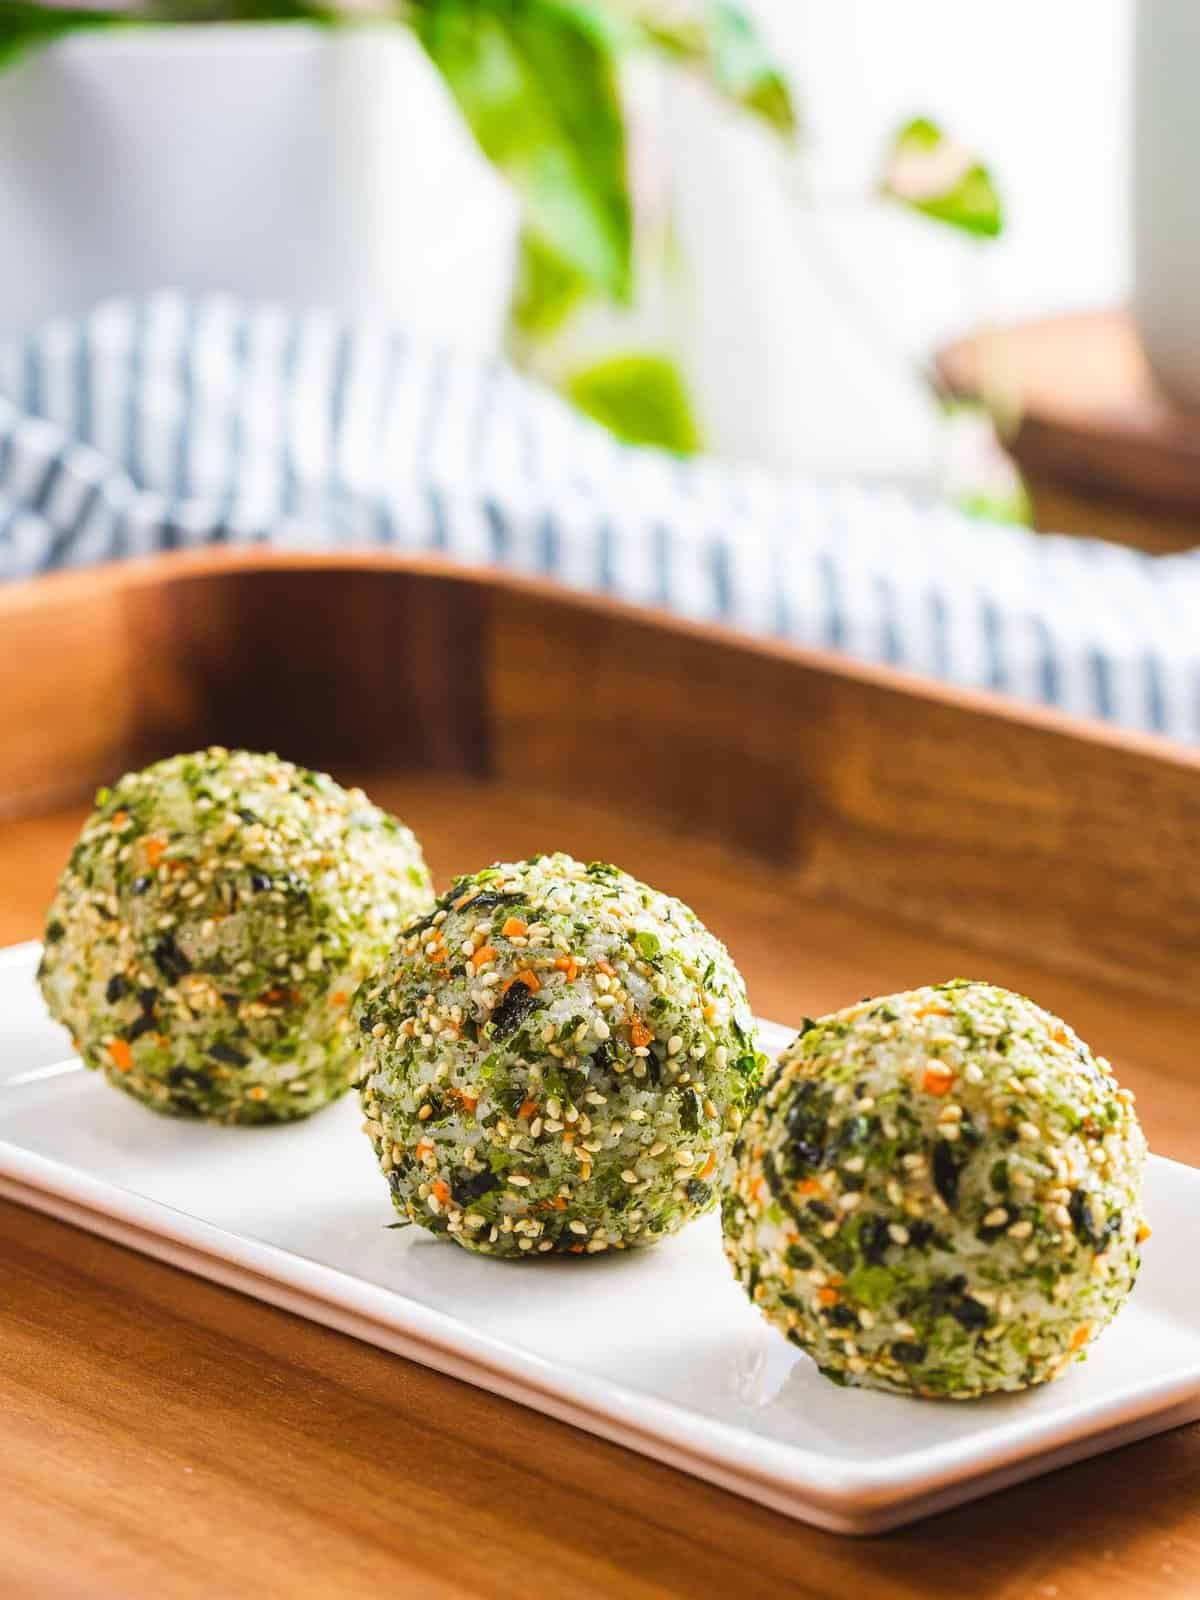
0, 28, 518, 350
1, 941, 1196, 1534
1133, 0, 1200, 410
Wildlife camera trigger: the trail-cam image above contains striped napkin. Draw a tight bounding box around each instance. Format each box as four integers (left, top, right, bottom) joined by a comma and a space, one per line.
2, 293, 1198, 742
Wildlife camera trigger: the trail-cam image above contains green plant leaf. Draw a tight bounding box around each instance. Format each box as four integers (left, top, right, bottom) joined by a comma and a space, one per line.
0, 0, 341, 70
619, 1, 795, 136
417, 0, 632, 301
510, 227, 590, 339
0, 1, 130, 70
566, 351, 701, 454
880, 116, 1003, 238
707, 1, 796, 135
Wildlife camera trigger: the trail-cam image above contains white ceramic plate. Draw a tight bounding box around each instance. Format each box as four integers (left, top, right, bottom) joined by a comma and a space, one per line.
2, 940, 1197, 1534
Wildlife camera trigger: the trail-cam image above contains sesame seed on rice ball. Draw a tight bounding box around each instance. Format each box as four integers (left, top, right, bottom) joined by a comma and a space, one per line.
354, 852, 765, 1257
38, 748, 433, 1123
722, 981, 1147, 1398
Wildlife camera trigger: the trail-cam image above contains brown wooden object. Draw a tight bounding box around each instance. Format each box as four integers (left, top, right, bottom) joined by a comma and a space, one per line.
3, 550, 1200, 1596
938, 309, 1200, 553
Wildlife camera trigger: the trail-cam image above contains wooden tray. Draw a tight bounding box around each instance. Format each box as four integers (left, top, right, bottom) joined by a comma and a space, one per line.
4, 550, 1200, 1591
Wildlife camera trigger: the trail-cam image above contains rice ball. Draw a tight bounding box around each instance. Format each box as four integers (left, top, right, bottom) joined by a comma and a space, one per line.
354, 852, 764, 1257
722, 981, 1148, 1397
38, 748, 433, 1122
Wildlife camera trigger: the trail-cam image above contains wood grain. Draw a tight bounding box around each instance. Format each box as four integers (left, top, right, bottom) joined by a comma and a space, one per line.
4, 778, 1200, 1599
3, 551, 1200, 1005
5, 550, 1200, 1596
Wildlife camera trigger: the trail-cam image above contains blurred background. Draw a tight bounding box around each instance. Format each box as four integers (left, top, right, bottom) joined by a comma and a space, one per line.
2, 0, 1199, 731
0, 0, 1131, 485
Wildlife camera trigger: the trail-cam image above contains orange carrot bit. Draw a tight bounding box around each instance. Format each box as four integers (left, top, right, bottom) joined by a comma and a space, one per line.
110, 810, 129, 830
1069, 1322, 1093, 1352
502, 917, 528, 939
329, 990, 349, 1008
552, 1196, 567, 1211
449, 1088, 478, 1114
554, 955, 579, 982
107, 1038, 133, 1072
415, 1138, 435, 1160
629, 1019, 652, 1049
1053, 1026, 1072, 1047
914, 1003, 952, 1020
595, 958, 616, 978
568, 1245, 586, 1254
922, 1063, 955, 1095
517, 1098, 539, 1120
501, 969, 541, 998
816, 1287, 840, 1308
469, 945, 498, 971
1137, 1220, 1153, 1244
144, 836, 167, 867
698, 1151, 717, 1181
797, 1177, 824, 1197
431, 1180, 451, 1205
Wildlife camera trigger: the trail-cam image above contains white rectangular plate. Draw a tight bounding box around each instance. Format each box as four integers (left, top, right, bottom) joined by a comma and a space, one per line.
2, 940, 1197, 1534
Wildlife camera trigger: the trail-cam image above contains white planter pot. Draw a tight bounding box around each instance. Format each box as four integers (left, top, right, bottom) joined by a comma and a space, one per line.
664, 75, 944, 484
0, 26, 519, 349
1132, 0, 1200, 409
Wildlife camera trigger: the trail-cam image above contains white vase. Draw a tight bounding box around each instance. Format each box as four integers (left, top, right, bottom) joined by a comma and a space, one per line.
0, 26, 518, 349
663, 73, 944, 485
1132, 0, 1200, 410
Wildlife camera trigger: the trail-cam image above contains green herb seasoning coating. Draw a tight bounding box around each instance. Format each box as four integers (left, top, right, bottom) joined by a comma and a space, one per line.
355, 853, 765, 1258
722, 981, 1147, 1398
38, 748, 433, 1123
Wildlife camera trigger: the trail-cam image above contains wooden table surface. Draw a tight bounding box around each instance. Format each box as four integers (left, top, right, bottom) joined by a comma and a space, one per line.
5, 775, 1200, 1599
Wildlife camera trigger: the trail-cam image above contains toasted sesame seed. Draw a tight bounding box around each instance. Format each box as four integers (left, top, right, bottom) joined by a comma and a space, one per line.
508, 1174, 532, 1188
983, 1207, 1009, 1228
1007, 1218, 1033, 1239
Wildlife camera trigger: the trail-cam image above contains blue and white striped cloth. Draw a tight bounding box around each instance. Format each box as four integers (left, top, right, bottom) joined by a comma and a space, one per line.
2, 293, 1199, 741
